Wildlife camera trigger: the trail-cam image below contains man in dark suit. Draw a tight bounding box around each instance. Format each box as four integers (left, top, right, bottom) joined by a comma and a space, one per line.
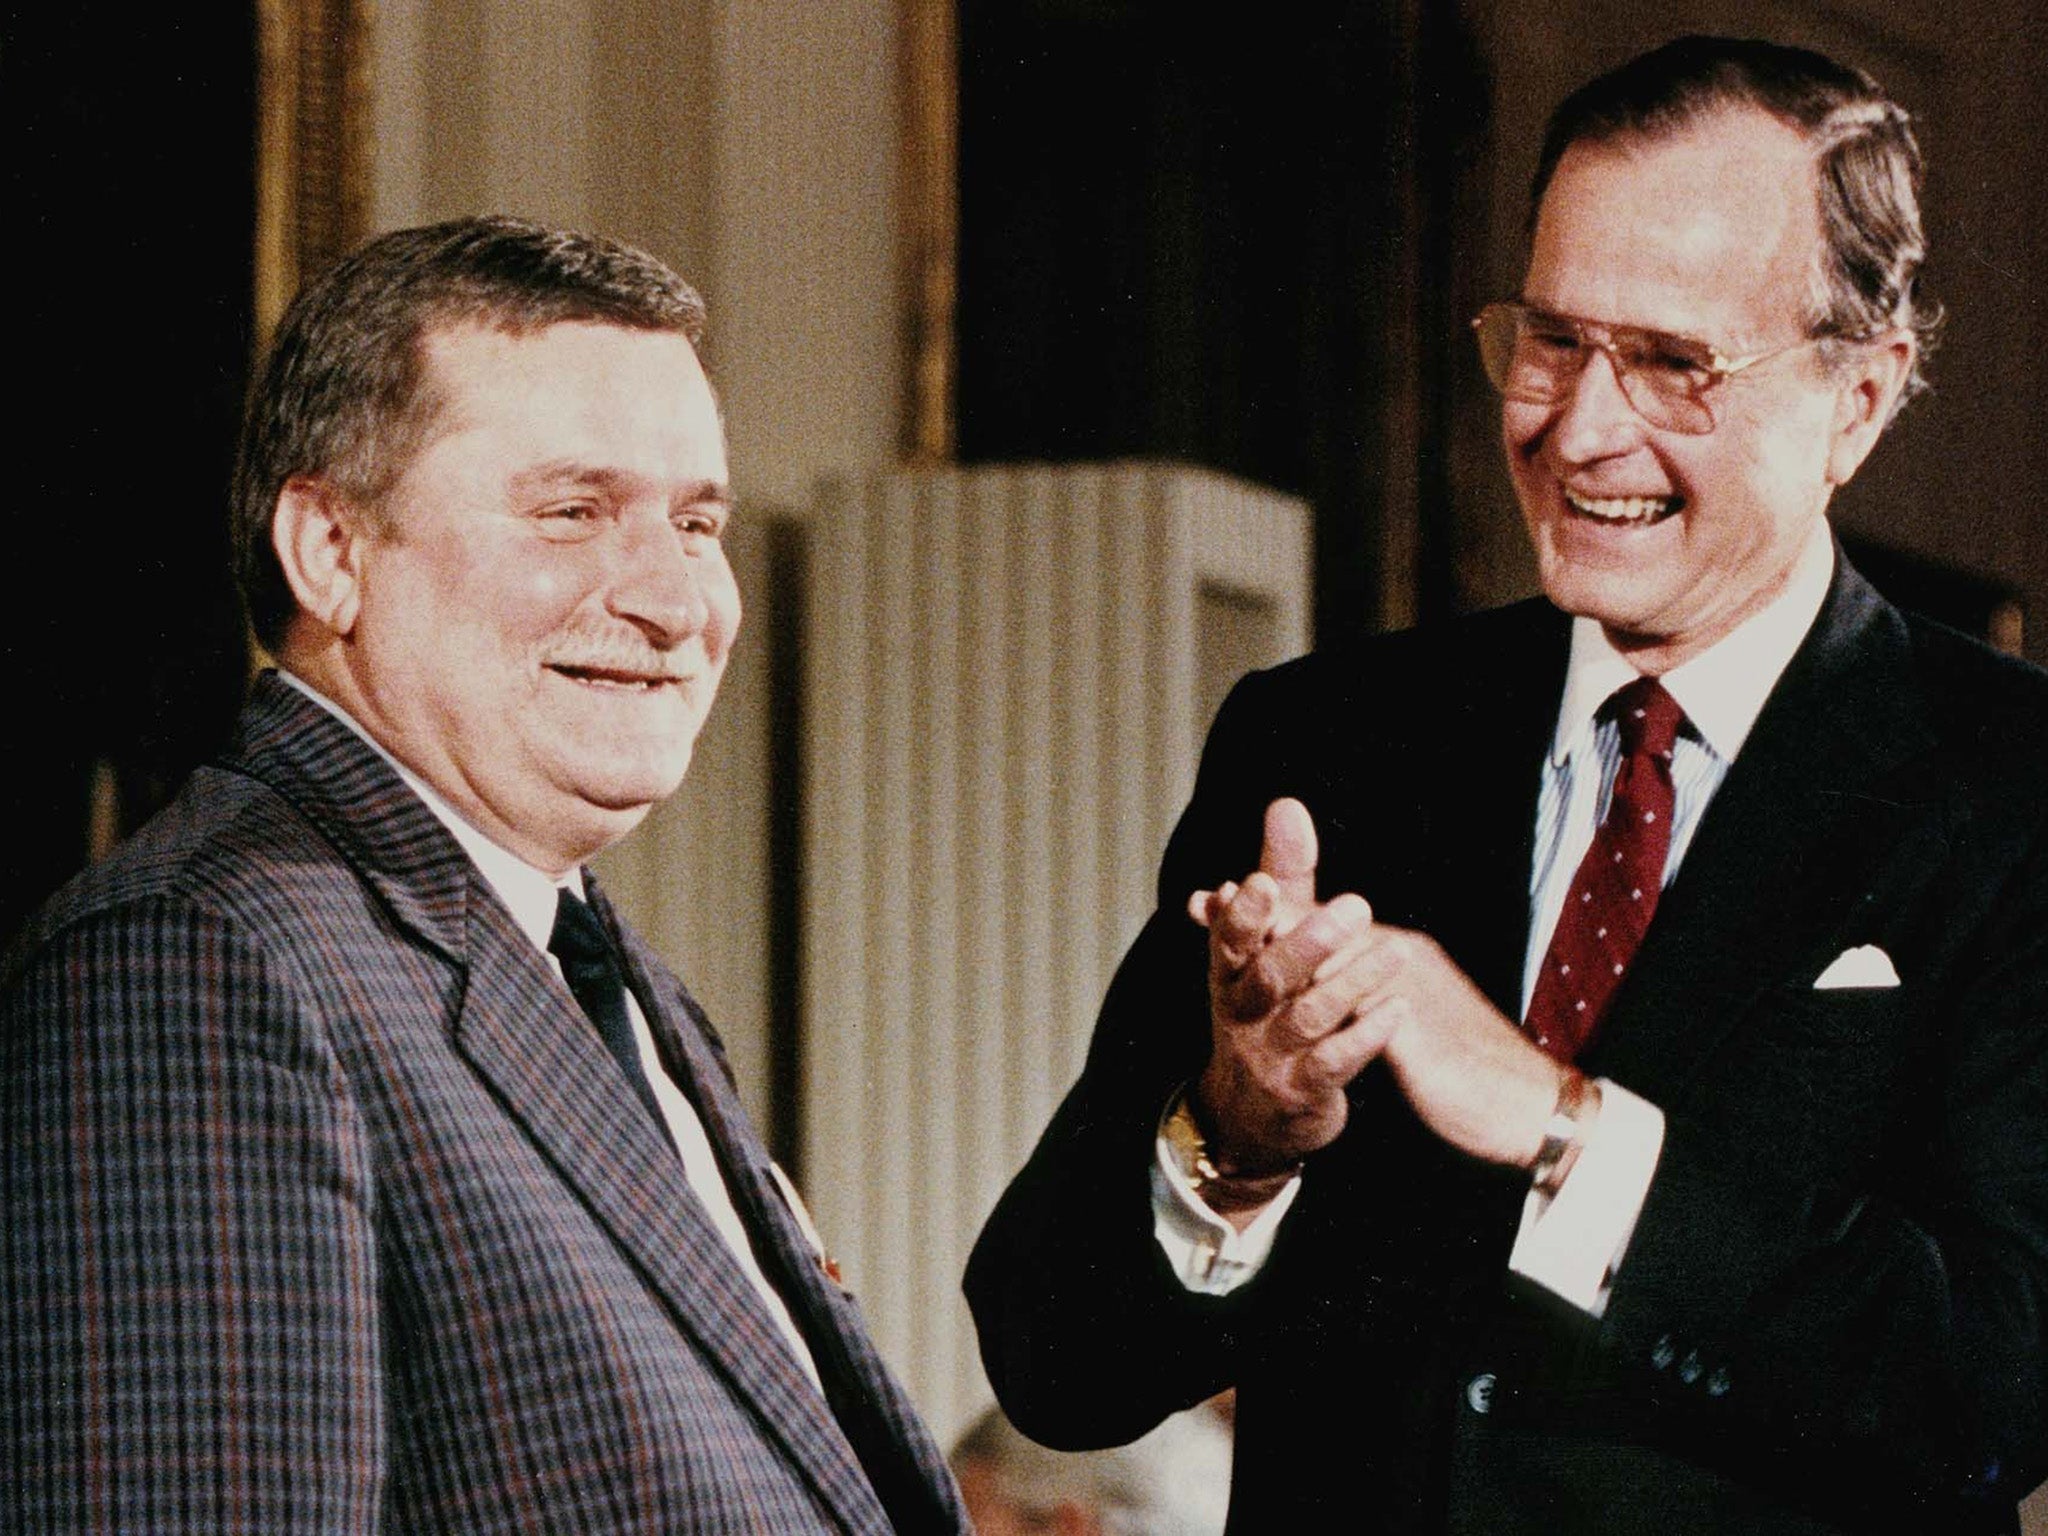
4, 217, 966, 1532
969, 38, 2047, 1533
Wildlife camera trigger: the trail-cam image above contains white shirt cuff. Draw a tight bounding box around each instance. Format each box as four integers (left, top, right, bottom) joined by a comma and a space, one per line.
1151, 1119, 1303, 1296
1508, 1078, 1665, 1315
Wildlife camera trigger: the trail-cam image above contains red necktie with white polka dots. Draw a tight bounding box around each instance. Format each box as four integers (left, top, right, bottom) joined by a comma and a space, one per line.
1523, 675, 1686, 1061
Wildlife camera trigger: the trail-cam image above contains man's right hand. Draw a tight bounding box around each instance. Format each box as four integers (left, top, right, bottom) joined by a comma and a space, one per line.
1187, 798, 1394, 1178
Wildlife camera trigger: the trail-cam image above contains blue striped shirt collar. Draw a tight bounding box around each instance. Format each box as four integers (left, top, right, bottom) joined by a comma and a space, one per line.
1549, 520, 1835, 769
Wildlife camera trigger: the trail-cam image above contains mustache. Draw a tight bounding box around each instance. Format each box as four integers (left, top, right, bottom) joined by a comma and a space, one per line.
541, 629, 695, 681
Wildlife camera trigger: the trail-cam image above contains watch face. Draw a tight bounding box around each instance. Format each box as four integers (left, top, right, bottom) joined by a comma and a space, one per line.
1163, 1094, 1209, 1178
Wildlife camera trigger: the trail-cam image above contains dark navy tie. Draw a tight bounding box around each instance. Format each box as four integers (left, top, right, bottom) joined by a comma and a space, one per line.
549, 887, 670, 1133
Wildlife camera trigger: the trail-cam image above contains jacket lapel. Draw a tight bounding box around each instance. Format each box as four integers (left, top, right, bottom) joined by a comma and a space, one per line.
452, 886, 893, 1533
1581, 558, 1946, 1098
224, 673, 474, 962
1421, 604, 1572, 1018
592, 880, 962, 1530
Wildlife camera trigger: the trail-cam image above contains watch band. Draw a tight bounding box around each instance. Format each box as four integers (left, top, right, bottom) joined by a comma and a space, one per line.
1163, 1087, 1304, 1215
1529, 1069, 1602, 1197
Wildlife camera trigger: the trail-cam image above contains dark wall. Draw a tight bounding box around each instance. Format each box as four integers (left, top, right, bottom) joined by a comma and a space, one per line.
3, 11, 256, 943
957, 0, 1490, 640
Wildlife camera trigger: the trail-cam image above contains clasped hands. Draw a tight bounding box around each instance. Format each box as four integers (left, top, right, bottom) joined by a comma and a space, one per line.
1187, 798, 1569, 1210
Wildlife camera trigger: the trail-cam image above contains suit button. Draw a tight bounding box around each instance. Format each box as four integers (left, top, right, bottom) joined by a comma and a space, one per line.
1678, 1350, 1704, 1385
1706, 1366, 1732, 1397
1650, 1336, 1677, 1370
1466, 1372, 1497, 1414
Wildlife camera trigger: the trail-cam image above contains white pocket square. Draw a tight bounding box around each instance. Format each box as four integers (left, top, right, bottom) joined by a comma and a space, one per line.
1812, 944, 1900, 989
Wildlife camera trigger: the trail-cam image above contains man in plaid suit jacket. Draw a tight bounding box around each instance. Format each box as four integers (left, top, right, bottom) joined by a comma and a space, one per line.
4, 218, 966, 1533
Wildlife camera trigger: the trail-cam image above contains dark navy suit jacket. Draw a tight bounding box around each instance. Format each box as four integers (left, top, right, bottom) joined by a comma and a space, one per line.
969, 555, 2048, 1533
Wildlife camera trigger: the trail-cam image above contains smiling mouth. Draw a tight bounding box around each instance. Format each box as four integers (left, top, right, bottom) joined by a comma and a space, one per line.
1564, 488, 1681, 526
547, 663, 686, 692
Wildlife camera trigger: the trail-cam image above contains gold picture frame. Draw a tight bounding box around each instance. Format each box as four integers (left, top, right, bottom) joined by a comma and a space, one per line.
900, 0, 957, 463
255, 0, 373, 343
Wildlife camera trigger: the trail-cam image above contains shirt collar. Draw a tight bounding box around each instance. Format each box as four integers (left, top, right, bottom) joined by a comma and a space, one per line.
1550, 519, 1835, 767
277, 670, 581, 952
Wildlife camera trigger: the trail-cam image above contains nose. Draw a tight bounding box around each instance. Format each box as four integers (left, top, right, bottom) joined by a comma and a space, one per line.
1546, 344, 1650, 467
607, 512, 710, 647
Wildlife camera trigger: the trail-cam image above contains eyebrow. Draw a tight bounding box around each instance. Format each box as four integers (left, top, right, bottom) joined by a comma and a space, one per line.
1513, 302, 1739, 355
1515, 301, 1664, 334
509, 459, 734, 507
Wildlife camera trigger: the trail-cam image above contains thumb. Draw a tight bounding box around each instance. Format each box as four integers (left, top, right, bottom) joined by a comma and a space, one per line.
1259, 797, 1319, 914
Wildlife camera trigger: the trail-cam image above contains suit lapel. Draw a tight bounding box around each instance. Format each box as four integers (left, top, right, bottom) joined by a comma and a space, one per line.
1420, 604, 1572, 1018
1581, 558, 1946, 1098
1295, 611, 1572, 1281
452, 888, 892, 1532
224, 673, 474, 961
591, 880, 960, 1530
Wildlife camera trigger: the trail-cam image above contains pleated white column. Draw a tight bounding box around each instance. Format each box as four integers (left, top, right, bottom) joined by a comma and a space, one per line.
798, 461, 1311, 1442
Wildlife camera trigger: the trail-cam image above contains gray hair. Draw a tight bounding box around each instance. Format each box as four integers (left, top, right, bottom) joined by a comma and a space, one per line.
1532, 36, 1938, 416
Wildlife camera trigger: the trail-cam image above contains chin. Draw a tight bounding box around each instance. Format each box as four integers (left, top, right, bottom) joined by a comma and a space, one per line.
576, 743, 697, 813
1538, 555, 1653, 625
553, 701, 702, 790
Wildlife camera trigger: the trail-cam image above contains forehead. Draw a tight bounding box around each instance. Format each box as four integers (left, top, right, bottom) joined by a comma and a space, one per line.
1524, 107, 1822, 347
411, 319, 722, 460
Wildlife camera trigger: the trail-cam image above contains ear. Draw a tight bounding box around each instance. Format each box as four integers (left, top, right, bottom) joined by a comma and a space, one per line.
272, 476, 370, 638
1826, 330, 1916, 487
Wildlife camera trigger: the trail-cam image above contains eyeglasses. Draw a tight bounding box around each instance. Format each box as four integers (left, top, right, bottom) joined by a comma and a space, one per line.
1471, 301, 1825, 435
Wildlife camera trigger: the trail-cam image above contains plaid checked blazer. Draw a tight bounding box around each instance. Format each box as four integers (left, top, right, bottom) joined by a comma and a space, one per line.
4, 672, 967, 1533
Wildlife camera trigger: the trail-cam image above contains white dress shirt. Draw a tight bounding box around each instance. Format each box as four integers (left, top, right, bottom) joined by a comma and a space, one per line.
1155, 521, 1837, 1309
279, 671, 823, 1386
